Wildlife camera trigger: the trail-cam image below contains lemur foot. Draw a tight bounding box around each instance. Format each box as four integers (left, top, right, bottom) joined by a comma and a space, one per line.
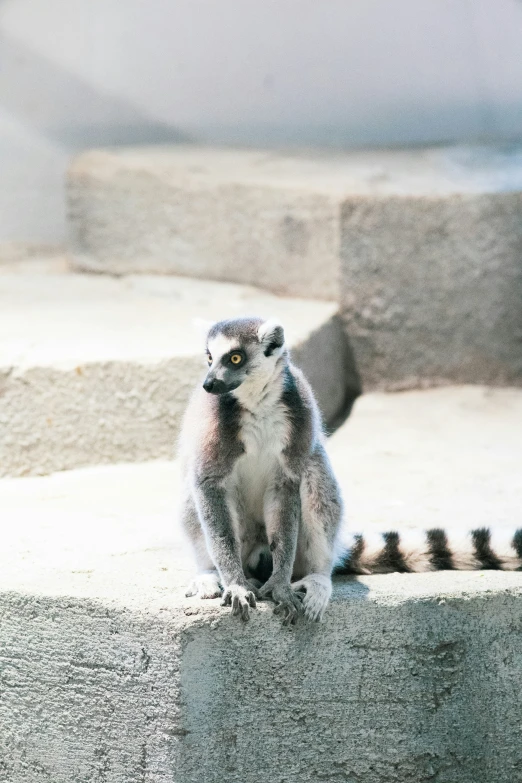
185, 571, 223, 599
292, 574, 332, 622
221, 583, 257, 621
259, 579, 303, 626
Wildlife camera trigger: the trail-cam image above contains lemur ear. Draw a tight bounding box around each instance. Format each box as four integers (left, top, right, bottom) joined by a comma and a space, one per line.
258, 319, 285, 357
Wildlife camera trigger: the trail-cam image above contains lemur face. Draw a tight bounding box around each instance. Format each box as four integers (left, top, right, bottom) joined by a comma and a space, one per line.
203, 317, 285, 396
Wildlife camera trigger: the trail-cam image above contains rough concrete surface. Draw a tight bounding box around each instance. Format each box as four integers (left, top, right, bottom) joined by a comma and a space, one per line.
1, 387, 522, 782
341, 189, 522, 390
68, 144, 522, 388
0, 264, 354, 477
67, 146, 342, 300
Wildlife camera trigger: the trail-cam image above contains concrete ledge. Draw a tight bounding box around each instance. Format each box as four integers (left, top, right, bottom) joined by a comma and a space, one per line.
337, 146, 522, 388
1, 388, 522, 781
67, 146, 342, 300
68, 144, 522, 388
0, 266, 354, 476
340, 191, 522, 389
2, 536, 522, 782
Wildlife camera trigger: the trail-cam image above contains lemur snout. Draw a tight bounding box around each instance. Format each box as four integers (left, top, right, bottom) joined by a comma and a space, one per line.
203, 377, 228, 395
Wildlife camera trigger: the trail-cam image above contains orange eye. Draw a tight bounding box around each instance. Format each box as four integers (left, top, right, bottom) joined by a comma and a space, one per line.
230, 353, 242, 365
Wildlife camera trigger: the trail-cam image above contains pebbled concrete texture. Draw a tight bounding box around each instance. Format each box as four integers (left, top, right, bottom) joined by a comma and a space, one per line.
3, 568, 522, 783
1, 387, 522, 782
68, 144, 522, 389
0, 263, 354, 477
67, 146, 342, 300
341, 191, 522, 390
338, 146, 522, 390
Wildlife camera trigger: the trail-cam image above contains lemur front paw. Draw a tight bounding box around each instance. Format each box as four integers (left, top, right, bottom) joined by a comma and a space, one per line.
221, 583, 257, 621
292, 574, 332, 622
185, 571, 223, 599
259, 579, 303, 626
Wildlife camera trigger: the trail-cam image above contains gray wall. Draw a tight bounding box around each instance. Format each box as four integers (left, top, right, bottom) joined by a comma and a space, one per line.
1, 0, 522, 243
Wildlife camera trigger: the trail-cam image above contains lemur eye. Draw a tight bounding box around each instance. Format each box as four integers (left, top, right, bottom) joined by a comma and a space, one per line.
207, 354, 212, 365
230, 353, 242, 365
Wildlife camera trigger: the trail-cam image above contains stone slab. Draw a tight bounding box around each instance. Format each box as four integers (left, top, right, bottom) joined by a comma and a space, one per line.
1, 387, 522, 781
340, 150, 522, 389
0, 265, 354, 477
68, 144, 522, 388
67, 146, 343, 299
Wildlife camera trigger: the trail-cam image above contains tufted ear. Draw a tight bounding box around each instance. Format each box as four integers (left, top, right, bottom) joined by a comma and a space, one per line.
258, 319, 285, 357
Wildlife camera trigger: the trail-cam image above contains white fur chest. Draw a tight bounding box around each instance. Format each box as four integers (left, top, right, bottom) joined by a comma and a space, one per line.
231, 398, 288, 521
240, 400, 287, 454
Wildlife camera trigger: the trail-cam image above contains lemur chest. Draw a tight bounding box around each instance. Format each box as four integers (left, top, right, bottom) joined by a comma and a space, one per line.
230, 405, 288, 519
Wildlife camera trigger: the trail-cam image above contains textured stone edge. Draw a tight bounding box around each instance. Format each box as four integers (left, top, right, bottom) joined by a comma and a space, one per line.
66, 153, 341, 301
2, 577, 522, 782
339, 191, 522, 390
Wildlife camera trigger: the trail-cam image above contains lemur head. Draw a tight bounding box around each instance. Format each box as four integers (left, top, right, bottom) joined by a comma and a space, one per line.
203, 317, 286, 396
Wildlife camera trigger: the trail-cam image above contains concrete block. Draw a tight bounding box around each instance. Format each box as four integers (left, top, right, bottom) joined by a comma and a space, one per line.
67, 147, 343, 300
1, 386, 522, 781
68, 144, 522, 388
340, 148, 522, 389
0, 265, 354, 477
3, 569, 522, 783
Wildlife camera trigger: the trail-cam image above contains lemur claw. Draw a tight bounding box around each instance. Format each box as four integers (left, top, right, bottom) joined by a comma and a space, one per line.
221, 583, 257, 621
260, 581, 303, 626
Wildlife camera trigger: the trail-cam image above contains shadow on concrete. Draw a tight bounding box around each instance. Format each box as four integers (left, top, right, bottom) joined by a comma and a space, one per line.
325, 324, 362, 435
0, 32, 192, 150
332, 575, 370, 602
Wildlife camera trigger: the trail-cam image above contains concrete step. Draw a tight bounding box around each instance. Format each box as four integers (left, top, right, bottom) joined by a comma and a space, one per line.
67, 146, 342, 299
0, 261, 354, 477
68, 144, 522, 390
1, 387, 521, 782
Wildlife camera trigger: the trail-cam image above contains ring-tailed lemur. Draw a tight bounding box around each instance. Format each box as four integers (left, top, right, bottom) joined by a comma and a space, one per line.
179, 316, 522, 624
179, 316, 342, 624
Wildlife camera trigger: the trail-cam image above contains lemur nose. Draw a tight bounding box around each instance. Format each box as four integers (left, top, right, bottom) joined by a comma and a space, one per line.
203, 378, 215, 393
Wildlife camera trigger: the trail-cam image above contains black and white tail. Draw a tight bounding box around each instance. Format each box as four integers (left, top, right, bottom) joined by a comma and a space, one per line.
335, 527, 522, 575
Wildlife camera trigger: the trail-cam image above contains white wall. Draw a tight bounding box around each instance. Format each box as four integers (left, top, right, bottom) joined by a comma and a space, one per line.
1, 0, 521, 243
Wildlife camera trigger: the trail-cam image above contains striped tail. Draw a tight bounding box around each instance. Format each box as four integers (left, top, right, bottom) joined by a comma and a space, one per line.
335, 527, 522, 575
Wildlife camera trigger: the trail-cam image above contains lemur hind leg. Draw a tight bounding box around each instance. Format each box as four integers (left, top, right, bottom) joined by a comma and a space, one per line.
292, 444, 343, 621
181, 492, 223, 599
